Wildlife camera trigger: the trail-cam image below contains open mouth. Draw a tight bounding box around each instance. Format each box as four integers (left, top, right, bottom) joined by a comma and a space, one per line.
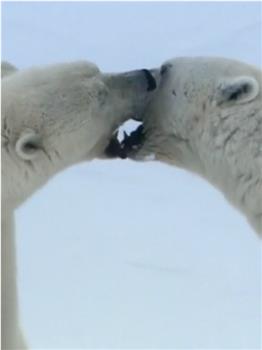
105, 120, 145, 159
104, 69, 157, 159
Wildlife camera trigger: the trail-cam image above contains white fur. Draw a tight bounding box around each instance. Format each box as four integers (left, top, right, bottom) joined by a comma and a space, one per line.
136, 57, 262, 235
2, 61, 153, 349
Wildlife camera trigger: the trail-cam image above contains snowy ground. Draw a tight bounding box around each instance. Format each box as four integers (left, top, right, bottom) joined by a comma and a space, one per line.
2, 2, 262, 349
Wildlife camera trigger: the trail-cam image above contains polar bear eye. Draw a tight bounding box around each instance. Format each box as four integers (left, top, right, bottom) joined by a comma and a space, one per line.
15, 130, 41, 161
160, 63, 172, 76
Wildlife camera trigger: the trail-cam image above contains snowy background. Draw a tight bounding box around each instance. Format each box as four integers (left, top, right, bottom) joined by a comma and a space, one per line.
2, 2, 262, 349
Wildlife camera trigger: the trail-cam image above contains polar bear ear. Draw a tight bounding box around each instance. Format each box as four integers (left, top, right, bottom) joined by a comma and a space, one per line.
217, 76, 259, 105
15, 130, 42, 161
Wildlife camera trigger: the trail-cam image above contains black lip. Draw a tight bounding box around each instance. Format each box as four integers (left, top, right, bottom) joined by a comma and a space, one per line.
104, 132, 127, 159
142, 69, 157, 91
104, 123, 145, 159
121, 124, 145, 152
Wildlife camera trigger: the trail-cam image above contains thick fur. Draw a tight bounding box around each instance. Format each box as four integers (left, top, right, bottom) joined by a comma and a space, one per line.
1, 60, 154, 349
2, 61, 153, 209
134, 57, 262, 235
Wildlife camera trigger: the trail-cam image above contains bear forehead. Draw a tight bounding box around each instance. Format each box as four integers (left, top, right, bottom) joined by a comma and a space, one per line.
3, 61, 100, 92
164, 57, 261, 80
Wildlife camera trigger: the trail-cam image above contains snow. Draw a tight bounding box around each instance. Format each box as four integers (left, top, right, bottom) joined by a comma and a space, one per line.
2, 2, 261, 349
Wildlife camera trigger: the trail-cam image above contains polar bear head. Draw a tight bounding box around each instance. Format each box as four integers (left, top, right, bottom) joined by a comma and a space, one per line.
126, 58, 260, 167
118, 57, 262, 233
2, 61, 157, 209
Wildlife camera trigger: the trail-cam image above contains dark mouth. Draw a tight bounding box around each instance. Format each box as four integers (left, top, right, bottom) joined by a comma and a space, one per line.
104, 69, 156, 159
105, 122, 145, 159
142, 69, 157, 91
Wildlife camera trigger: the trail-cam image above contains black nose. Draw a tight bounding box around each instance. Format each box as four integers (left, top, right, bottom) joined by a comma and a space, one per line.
142, 69, 157, 91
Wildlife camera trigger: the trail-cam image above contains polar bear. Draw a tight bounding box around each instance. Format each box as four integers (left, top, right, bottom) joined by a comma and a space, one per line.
1, 60, 157, 349
118, 57, 262, 235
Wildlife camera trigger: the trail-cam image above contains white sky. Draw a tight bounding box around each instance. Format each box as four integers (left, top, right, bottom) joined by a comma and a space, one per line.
2, 1, 261, 71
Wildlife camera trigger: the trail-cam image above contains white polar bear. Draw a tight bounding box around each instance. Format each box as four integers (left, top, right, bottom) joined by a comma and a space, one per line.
1, 60, 157, 349
121, 57, 262, 235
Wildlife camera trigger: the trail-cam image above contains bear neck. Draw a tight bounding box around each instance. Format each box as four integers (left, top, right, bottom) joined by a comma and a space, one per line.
1, 208, 27, 349
196, 103, 262, 234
